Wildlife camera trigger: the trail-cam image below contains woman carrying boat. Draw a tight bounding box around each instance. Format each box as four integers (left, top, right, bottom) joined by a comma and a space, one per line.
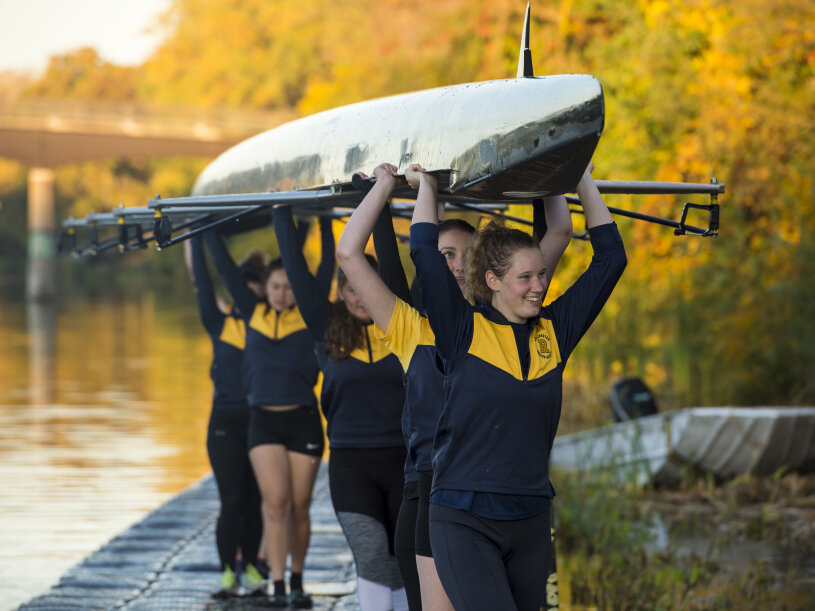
335, 163, 572, 610
205, 221, 334, 609
184, 236, 266, 598
272, 204, 409, 611
408, 162, 626, 611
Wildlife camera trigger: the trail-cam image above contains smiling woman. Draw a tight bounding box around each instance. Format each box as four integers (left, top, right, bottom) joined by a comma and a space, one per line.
407, 162, 626, 611
465, 224, 548, 323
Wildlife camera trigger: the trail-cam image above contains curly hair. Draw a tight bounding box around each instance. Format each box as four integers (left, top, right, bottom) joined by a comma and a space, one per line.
323, 254, 378, 362
464, 221, 538, 304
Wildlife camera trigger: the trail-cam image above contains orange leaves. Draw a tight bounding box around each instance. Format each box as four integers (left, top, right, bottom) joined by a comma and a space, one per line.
6, 0, 815, 408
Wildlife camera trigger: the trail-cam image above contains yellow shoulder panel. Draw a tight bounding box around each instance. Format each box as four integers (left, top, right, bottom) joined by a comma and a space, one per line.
347, 345, 367, 362
219, 316, 246, 350
277, 307, 309, 337
366, 325, 397, 363
248, 304, 308, 339
469, 314, 562, 381
249, 303, 274, 337
345, 324, 399, 363
527, 318, 561, 380
469, 313, 523, 380
373, 298, 434, 371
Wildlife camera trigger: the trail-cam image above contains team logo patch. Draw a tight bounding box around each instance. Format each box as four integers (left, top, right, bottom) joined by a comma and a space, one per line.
535, 332, 552, 359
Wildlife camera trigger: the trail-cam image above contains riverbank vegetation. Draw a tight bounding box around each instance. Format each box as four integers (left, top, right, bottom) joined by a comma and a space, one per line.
1, 0, 813, 408
554, 468, 815, 609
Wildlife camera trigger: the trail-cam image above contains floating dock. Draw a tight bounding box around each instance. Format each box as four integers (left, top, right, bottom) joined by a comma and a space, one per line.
18, 463, 360, 610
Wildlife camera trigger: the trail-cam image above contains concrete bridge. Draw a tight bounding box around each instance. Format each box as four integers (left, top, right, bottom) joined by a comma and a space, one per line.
0, 99, 295, 299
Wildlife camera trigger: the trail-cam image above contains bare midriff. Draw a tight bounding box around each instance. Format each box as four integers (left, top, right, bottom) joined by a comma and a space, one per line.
259, 404, 300, 412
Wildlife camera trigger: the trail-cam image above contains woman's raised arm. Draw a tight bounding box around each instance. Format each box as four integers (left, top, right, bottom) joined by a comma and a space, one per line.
272, 205, 333, 340
187, 236, 224, 336
203, 231, 258, 320
536, 195, 572, 283
336, 163, 400, 333
406, 165, 470, 363
315, 215, 336, 297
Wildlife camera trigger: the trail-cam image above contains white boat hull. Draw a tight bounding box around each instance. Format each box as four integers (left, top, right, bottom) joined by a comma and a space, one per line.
192, 75, 604, 200
550, 407, 815, 485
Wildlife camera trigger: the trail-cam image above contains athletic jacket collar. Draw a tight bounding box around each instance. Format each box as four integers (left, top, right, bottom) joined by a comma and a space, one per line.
474, 301, 538, 332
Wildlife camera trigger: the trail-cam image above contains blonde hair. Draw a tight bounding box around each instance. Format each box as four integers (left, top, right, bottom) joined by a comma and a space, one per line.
464, 221, 538, 304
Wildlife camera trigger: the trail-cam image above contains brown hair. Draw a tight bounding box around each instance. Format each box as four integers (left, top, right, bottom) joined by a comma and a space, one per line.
239, 249, 267, 284
266, 257, 285, 276
438, 218, 476, 237
464, 221, 538, 304
323, 254, 378, 362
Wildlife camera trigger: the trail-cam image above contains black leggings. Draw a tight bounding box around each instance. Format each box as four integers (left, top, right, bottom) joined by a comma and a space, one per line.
430, 504, 551, 611
415, 471, 433, 557
394, 481, 422, 610
207, 409, 263, 571
329, 446, 406, 590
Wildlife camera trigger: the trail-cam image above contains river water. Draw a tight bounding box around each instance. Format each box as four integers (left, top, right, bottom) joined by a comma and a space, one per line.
0, 296, 214, 610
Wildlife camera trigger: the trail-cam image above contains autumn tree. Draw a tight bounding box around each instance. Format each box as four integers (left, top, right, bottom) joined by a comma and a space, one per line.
26, 48, 138, 101
5, 0, 814, 407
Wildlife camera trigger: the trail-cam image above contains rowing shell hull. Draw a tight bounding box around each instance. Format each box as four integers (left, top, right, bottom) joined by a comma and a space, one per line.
192, 75, 604, 201
550, 407, 815, 485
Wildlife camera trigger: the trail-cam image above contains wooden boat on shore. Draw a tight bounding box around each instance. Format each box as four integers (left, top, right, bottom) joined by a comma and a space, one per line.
550, 407, 815, 485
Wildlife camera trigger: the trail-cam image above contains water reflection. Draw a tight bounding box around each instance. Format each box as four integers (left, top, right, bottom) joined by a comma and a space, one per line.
27, 302, 56, 406
0, 296, 214, 610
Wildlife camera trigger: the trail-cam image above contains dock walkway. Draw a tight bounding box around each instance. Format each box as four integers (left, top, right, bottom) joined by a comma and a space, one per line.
19, 463, 360, 610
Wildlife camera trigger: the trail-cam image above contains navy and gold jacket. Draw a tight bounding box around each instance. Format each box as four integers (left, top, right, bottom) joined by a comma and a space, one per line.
243, 303, 319, 408
204, 228, 332, 409
273, 205, 405, 449
410, 221, 627, 499
317, 323, 406, 448
375, 298, 443, 473
191, 236, 248, 411
379, 201, 552, 482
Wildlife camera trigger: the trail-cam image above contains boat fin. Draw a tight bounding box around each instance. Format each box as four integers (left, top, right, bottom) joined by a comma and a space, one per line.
516, 2, 534, 78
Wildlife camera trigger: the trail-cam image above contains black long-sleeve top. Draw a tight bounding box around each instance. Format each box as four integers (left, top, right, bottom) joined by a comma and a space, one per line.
410, 220, 626, 517
273, 205, 406, 449
190, 236, 249, 411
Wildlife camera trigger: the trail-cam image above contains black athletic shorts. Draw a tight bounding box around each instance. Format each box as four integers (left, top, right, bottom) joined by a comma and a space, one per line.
430, 504, 552, 611
248, 405, 324, 456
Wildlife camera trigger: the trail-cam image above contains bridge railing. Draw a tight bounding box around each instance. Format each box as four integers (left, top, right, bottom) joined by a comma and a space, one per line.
0, 98, 297, 140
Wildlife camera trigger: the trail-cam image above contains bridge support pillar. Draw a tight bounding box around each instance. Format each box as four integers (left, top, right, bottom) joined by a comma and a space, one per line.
27, 168, 57, 301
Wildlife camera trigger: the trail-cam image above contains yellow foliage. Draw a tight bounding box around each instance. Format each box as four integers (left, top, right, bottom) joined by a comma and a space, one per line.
640, 0, 671, 29
0, 159, 24, 185
645, 361, 668, 386
1, 0, 813, 409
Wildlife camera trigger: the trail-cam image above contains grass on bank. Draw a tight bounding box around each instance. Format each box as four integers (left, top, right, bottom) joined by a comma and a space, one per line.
552, 468, 815, 610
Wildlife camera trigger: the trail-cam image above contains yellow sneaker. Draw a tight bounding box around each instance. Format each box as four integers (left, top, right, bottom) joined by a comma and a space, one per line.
242, 562, 266, 596
211, 566, 238, 599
